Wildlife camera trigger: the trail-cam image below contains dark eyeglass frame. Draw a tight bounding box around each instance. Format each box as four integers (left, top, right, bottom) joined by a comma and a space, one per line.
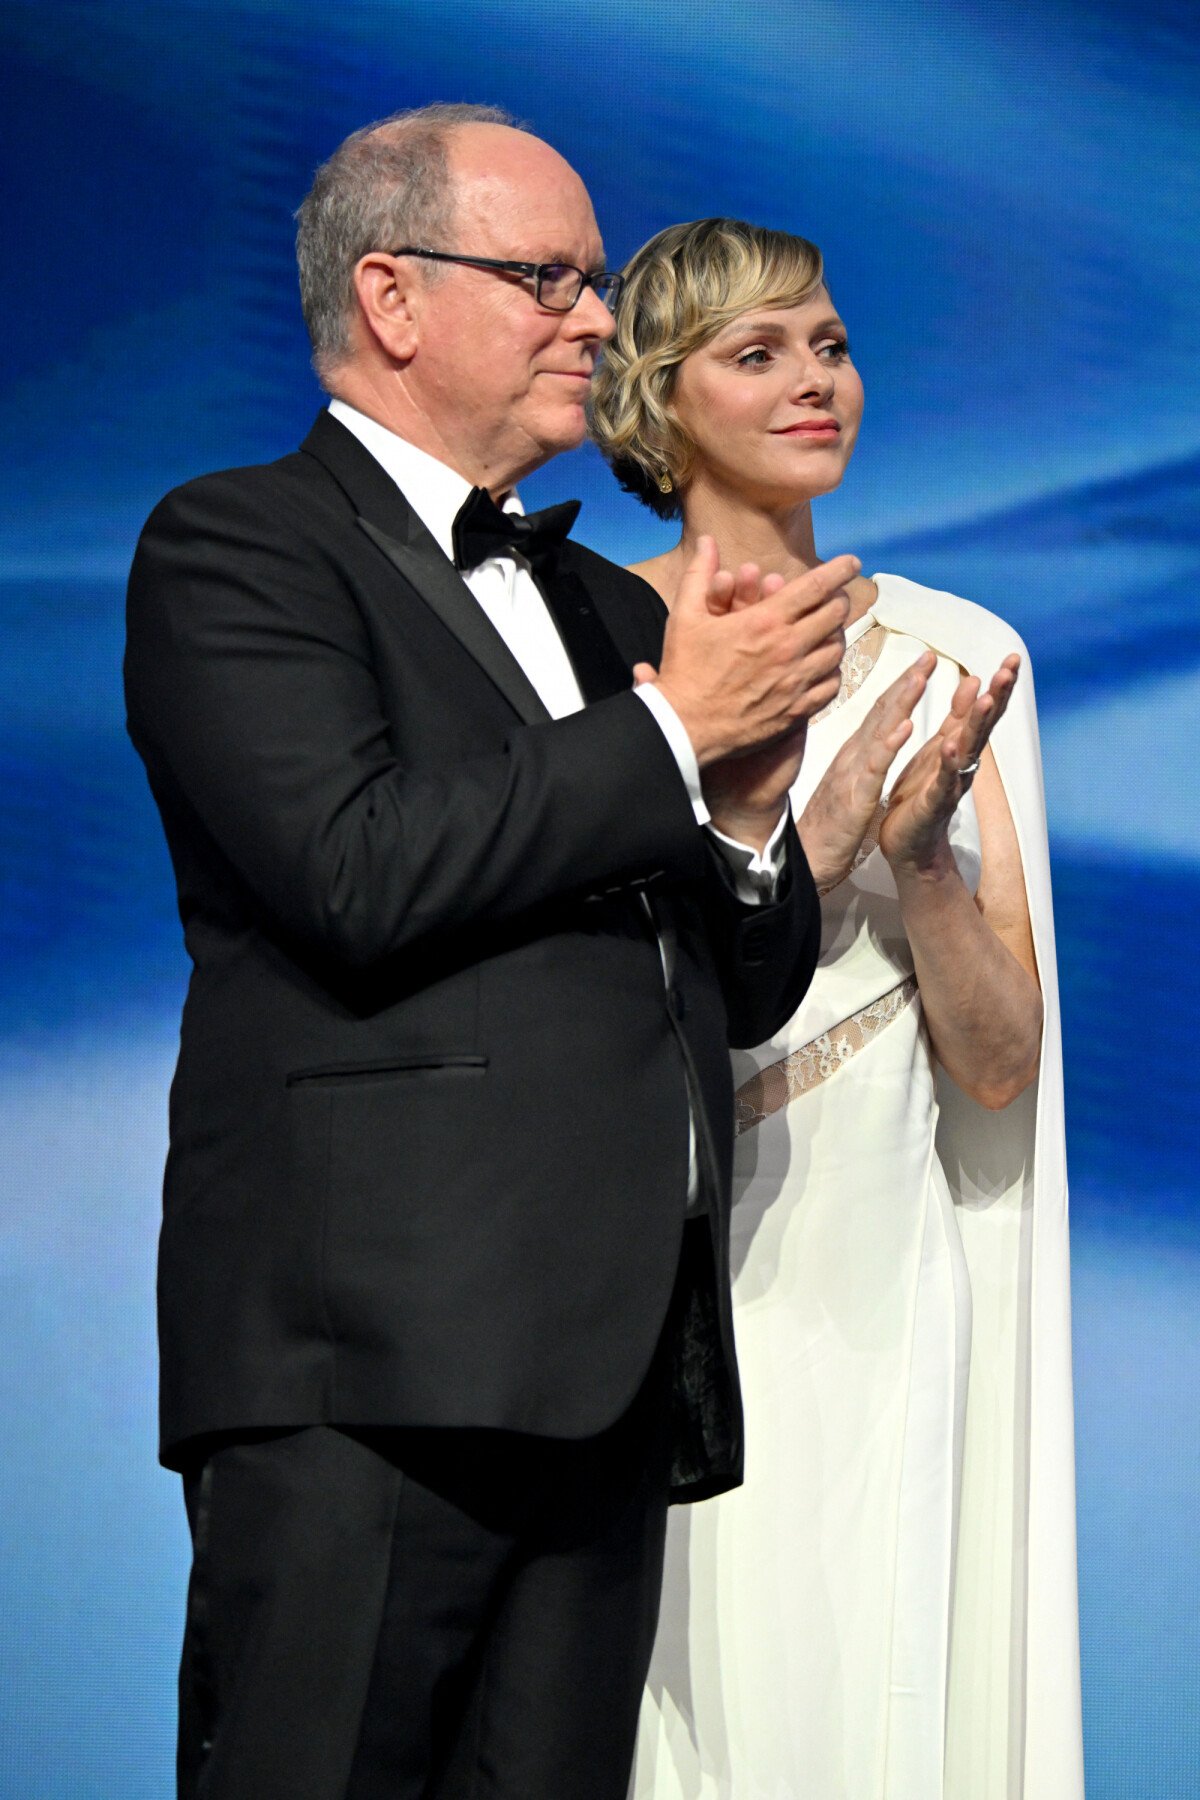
388, 246, 624, 313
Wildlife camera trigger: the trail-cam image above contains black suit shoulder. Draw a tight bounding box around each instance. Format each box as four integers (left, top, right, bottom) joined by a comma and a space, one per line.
560, 538, 666, 616
558, 540, 668, 671
141, 444, 353, 547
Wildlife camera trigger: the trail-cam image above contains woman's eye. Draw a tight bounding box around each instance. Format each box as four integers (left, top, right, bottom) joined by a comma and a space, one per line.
735, 346, 771, 367
817, 337, 851, 362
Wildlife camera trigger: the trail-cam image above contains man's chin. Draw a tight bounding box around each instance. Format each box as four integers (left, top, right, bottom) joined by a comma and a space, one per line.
542, 405, 589, 453
506, 407, 589, 481
550, 408, 590, 453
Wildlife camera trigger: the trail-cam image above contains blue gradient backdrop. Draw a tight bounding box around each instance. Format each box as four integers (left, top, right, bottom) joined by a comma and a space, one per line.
1, 2, 1197, 1792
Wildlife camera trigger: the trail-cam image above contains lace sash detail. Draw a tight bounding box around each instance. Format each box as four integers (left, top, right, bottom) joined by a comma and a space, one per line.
734, 974, 919, 1135
812, 620, 887, 723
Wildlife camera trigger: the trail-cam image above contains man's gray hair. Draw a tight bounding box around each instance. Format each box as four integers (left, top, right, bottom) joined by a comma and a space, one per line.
296, 102, 520, 383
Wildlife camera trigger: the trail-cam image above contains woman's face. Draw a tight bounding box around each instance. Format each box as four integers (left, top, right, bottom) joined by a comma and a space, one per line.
668, 286, 863, 508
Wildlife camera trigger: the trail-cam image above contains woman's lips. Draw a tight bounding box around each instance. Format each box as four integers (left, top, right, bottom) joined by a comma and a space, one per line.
775, 420, 840, 437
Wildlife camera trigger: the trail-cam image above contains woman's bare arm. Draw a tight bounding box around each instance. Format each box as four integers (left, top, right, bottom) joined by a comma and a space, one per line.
882, 662, 1042, 1110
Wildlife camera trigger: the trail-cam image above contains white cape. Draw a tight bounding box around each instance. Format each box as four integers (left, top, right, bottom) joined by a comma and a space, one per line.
634, 575, 1084, 1799
870, 574, 1084, 1798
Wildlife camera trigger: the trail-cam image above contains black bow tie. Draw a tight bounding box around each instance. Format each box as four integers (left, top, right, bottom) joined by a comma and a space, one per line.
452, 486, 581, 577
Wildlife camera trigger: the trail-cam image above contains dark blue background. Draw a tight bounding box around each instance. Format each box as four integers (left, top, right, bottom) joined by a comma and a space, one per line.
1, 2, 1197, 1791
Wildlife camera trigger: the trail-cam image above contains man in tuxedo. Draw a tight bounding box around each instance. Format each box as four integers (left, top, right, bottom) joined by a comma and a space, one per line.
125, 103, 853, 1799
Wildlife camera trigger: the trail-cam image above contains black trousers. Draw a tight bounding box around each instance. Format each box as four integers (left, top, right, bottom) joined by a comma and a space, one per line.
177, 1324, 673, 1799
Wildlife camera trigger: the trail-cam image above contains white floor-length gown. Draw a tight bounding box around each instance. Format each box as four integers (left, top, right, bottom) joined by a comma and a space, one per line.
632, 577, 1084, 1800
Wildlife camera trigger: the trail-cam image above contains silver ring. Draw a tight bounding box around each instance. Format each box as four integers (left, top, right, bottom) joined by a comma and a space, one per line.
958, 758, 981, 780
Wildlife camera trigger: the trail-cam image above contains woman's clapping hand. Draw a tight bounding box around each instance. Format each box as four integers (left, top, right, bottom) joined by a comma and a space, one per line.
797, 652, 935, 891
878, 656, 1020, 874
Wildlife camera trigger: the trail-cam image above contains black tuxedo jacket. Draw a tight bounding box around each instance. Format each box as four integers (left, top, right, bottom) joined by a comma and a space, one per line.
125, 411, 820, 1499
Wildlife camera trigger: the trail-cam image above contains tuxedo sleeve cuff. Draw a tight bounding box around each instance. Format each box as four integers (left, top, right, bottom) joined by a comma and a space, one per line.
705, 809, 790, 905
632, 683, 710, 827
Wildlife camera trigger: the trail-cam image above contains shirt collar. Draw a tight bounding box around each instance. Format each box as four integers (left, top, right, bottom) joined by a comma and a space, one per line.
327, 398, 524, 563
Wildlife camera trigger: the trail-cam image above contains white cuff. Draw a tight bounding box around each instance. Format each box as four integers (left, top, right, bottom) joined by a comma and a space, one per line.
632, 682, 710, 826
705, 809, 790, 905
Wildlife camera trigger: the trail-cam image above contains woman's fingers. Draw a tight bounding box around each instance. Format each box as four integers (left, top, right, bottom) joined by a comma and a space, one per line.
949, 672, 981, 725
864, 655, 933, 759
952, 657, 1021, 769
949, 696, 993, 764
800, 657, 931, 882
881, 655, 1022, 867
731, 562, 763, 611
925, 673, 980, 752
937, 657, 1021, 773
886, 654, 935, 721
723, 563, 786, 612
675, 534, 722, 614
984, 657, 1019, 723
708, 566, 736, 612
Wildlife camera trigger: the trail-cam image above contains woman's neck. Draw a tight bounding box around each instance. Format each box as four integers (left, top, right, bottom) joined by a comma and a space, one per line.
630, 489, 875, 623
679, 490, 821, 583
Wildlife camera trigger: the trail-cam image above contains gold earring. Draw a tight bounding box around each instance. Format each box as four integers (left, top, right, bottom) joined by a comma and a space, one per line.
657, 468, 673, 495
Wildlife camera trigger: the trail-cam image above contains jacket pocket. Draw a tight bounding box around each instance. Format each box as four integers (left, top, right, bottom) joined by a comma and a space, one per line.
286, 1054, 488, 1086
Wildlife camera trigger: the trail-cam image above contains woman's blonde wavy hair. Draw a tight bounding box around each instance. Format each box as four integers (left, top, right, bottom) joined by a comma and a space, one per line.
589, 218, 825, 520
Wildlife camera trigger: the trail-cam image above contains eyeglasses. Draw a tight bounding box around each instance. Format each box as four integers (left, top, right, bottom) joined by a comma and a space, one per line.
389, 247, 624, 314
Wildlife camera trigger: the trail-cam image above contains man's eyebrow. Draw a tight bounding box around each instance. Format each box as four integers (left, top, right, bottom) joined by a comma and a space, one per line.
533, 248, 607, 268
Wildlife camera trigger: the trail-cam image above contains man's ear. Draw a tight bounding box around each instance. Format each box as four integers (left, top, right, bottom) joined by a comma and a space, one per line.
352, 253, 419, 363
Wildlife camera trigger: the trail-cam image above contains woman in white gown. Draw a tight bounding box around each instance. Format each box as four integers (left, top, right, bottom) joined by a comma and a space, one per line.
589, 220, 1084, 1799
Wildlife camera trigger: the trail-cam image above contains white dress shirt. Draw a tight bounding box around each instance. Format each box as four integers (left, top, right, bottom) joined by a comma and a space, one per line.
327, 399, 789, 1206
327, 401, 786, 889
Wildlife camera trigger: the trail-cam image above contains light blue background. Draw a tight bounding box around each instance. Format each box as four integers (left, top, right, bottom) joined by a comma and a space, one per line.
1, 1, 1197, 1792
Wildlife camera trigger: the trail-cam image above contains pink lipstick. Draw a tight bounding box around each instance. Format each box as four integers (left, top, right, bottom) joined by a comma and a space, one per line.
775, 418, 840, 438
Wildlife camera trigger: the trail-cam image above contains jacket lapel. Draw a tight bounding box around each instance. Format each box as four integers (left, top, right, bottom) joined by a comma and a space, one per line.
301, 411, 551, 726
538, 566, 638, 703
357, 517, 551, 725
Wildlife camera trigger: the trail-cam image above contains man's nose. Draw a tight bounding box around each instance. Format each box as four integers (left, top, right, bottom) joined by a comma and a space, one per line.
566, 283, 617, 341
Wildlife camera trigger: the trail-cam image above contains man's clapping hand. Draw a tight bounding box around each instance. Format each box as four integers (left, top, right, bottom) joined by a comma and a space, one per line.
631, 536, 856, 851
